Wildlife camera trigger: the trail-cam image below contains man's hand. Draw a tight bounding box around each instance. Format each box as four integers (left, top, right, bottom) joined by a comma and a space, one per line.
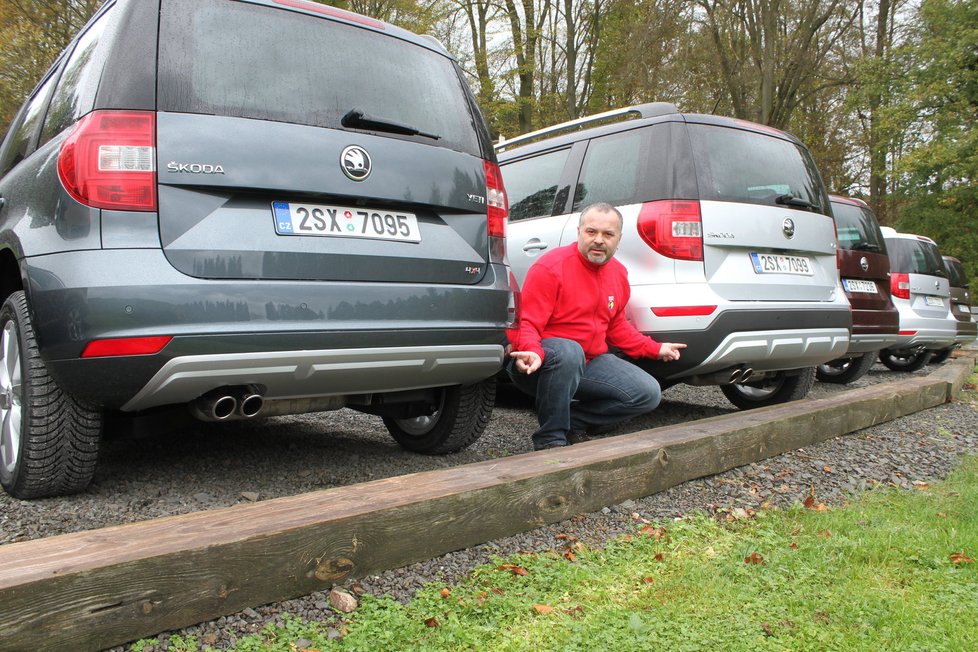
509, 350, 542, 374
657, 342, 686, 362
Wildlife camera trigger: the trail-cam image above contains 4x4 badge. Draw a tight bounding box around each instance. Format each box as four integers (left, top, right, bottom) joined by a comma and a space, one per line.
782, 217, 795, 239
341, 145, 371, 181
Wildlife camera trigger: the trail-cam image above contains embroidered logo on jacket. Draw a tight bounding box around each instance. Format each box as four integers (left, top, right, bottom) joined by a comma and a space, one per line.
608, 295, 615, 311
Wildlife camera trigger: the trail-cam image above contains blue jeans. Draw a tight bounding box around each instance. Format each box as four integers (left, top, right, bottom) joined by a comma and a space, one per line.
507, 337, 662, 449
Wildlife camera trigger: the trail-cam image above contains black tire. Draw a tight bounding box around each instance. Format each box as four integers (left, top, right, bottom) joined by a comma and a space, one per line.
879, 349, 933, 372
383, 378, 495, 454
0, 291, 102, 499
720, 367, 816, 410
815, 353, 877, 384
928, 348, 952, 365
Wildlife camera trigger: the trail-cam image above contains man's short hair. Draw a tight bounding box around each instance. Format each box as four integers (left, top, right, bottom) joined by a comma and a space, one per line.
579, 202, 623, 229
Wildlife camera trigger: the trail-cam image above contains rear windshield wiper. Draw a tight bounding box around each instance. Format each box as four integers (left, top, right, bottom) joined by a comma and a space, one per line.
341, 108, 441, 140
775, 193, 817, 210
853, 242, 881, 252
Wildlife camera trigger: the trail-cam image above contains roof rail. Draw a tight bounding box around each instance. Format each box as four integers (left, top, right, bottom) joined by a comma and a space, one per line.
495, 102, 678, 152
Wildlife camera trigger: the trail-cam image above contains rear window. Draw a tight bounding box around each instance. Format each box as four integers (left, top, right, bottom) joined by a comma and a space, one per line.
944, 258, 969, 287
687, 124, 829, 215
831, 201, 887, 254
158, 0, 483, 156
886, 238, 946, 277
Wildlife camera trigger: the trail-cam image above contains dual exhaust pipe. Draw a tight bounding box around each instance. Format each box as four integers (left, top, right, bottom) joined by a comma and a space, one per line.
687, 365, 754, 386
190, 385, 264, 422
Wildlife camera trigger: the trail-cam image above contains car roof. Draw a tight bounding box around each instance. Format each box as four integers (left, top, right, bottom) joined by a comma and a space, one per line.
880, 226, 937, 245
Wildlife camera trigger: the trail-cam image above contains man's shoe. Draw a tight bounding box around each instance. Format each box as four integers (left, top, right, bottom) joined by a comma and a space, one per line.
533, 441, 568, 451
567, 429, 590, 445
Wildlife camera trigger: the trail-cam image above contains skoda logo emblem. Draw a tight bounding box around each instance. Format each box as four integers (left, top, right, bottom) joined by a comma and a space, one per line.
860, 256, 869, 272
340, 145, 371, 181
782, 217, 795, 239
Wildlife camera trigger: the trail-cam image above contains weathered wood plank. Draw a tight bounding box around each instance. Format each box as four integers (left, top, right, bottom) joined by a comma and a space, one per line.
0, 372, 966, 651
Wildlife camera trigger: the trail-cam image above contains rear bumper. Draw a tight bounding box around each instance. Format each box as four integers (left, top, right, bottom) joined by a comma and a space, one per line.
25, 249, 511, 410
629, 307, 852, 380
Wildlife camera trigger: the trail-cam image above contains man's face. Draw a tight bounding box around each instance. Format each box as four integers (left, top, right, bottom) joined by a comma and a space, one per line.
577, 208, 622, 265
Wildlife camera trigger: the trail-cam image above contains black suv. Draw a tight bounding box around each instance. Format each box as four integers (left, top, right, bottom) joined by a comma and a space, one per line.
0, 0, 513, 498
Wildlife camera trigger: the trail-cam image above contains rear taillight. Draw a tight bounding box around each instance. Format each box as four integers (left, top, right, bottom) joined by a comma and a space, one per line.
81, 336, 172, 358
891, 272, 910, 299
484, 160, 508, 239
651, 305, 717, 317
636, 200, 703, 261
58, 110, 157, 211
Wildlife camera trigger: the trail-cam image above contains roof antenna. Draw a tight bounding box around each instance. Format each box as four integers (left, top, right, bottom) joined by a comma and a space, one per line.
711, 97, 722, 115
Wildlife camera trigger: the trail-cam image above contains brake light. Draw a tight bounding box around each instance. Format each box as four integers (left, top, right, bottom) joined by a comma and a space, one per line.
81, 336, 172, 358
58, 110, 157, 211
637, 200, 703, 261
891, 272, 910, 299
484, 160, 508, 239
651, 305, 717, 317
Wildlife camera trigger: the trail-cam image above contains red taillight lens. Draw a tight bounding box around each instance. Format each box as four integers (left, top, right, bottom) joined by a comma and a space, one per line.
484, 160, 508, 239
81, 336, 172, 358
58, 110, 157, 211
651, 305, 717, 317
891, 272, 910, 300
636, 200, 703, 261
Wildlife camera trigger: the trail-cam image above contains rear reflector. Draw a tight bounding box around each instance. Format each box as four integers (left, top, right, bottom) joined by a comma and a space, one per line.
637, 200, 703, 261
651, 305, 717, 317
898, 330, 918, 336
58, 110, 157, 211
81, 336, 172, 358
484, 160, 508, 239
891, 272, 910, 300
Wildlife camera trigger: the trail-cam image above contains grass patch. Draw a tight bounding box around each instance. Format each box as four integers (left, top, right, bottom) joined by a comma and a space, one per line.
142, 456, 978, 651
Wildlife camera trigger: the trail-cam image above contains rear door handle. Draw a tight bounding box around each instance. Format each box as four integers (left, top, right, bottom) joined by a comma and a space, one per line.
522, 239, 549, 252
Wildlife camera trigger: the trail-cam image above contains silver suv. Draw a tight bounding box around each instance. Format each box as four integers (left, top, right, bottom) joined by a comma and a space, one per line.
0, 0, 513, 498
878, 227, 956, 371
497, 104, 851, 409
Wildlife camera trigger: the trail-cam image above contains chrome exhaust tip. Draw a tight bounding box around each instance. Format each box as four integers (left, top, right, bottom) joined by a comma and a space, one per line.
739, 367, 754, 383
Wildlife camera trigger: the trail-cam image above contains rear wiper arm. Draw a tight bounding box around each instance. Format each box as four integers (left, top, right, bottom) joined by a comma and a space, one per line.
775, 193, 817, 210
341, 108, 441, 140
853, 242, 881, 252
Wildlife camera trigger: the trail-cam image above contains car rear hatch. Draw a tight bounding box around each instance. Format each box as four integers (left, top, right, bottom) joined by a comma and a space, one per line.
830, 198, 895, 319
886, 236, 950, 318
155, 0, 496, 286
683, 119, 840, 302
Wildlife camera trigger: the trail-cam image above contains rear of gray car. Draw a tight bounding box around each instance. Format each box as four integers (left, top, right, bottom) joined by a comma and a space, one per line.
0, 0, 513, 498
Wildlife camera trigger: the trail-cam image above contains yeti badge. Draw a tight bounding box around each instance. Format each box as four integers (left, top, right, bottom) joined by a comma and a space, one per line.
608, 295, 615, 312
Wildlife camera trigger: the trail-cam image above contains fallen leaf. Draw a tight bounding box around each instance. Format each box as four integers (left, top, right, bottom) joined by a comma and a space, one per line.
744, 551, 765, 565
950, 552, 974, 564
564, 605, 585, 618
761, 622, 775, 637
555, 533, 574, 541
533, 604, 554, 614
912, 481, 930, 490
440, 588, 451, 598
640, 526, 668, 540
424, 617, 439, 628
654, 552, 665, 562
823, 466, 833, 474
498, 564, 529, 576
803, 486, 816, 509
814, 503, 829, 512
563, 549, 577, 562
936, 513, 949, 518
642, 576, 655, 584
818, 529, 832, 539
789, 542, 799, 550
240, 491, 259, 502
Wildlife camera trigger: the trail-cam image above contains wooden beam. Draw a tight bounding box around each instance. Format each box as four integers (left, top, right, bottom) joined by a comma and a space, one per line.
0, 360, 973, 651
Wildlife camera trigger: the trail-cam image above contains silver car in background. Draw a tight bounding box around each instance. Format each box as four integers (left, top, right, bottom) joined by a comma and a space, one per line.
878, 227, 956, 371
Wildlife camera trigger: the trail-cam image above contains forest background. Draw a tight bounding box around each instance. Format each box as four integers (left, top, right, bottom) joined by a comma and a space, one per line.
1, 0, 975, 277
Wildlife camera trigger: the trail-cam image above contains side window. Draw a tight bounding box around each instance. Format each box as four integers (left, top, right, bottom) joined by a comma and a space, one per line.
500, 148, 571, 222
572, 129, 644, 212
0, 68, 62, 177
39, 7, 117, 146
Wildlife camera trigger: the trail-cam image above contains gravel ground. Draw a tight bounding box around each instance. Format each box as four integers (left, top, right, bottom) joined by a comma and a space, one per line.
2, 361, 976, 650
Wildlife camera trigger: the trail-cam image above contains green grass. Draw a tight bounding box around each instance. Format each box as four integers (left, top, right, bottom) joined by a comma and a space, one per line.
151, 453, 978, 651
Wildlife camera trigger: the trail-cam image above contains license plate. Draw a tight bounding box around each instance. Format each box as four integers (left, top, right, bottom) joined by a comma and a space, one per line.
843, 279, 878, 294
272, 201, 421, 243
924, 296, 944, 307
750, 252, 813, 276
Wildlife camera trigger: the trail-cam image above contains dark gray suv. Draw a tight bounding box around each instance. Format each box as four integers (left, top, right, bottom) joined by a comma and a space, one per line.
0, 0, 514, 498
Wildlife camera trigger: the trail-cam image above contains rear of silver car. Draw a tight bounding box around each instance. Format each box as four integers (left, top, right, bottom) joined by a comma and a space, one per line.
501, 108, 850, 409
878, 228, 956, 370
